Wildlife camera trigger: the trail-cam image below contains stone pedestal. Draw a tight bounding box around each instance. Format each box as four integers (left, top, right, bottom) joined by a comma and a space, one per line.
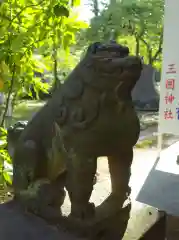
0, 200, 166, 240
0, 201, 85, 240
139, 210, 166, 240
124, 203, 166, 240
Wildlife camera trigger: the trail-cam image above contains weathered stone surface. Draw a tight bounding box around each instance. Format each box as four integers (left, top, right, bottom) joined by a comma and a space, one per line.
9, 41, 143, 238
0, 200, 164, 240
124, 203, 164, 239
0, 201, 86, 240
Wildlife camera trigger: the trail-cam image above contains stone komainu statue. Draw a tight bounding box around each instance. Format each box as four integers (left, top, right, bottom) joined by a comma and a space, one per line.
10, 41, 142, 238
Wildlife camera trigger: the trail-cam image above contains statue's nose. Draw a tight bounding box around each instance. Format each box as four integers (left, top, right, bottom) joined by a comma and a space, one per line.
110, 56, 143, 70
128, 57, 143, 71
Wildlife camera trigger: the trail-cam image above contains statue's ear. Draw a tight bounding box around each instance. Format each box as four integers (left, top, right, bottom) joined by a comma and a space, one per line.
87, 42, 101, 54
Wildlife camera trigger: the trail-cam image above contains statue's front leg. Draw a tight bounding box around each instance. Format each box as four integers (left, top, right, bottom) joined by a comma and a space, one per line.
104, 148, 133, 239
93, 148, 133, 239
108, 147, 132, 206
65, 150, 97, 220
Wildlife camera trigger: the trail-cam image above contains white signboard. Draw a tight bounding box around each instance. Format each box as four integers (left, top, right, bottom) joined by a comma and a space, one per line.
159, 0, 179, 135
136, 0, 179, 216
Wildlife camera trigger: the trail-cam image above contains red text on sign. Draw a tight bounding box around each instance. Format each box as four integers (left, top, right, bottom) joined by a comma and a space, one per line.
166, 79, 175, 89
164, 109, 173, 119
165, 93, 175, 104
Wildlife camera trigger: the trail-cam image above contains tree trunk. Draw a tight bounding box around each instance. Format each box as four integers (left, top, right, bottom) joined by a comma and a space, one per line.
0, 64, 16, 127
135, 36, 140, 56
148, 49, 153, 65
52, 34, 60, 91
93, 0, 99, 16
11, 92, 17, 113
53, 51, 58, 91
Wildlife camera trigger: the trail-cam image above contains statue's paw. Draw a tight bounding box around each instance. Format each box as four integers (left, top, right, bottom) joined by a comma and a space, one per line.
22, 199, 41, 216
30, 204, 62, 223
22, 198, 62, 223
71, 202, 95, 220
39, 206, 62, 222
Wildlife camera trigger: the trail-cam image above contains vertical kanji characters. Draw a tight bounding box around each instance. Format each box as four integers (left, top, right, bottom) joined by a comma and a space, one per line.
165, 79, 175, 90
165, 93, 175, 104
166, 64, 176, 74
164, 109, 173, 119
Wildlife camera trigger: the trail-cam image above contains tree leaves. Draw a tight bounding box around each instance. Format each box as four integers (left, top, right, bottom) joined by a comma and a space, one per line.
84, 0, 164, 68
71, 0, 81, 7
53, 4, 69, 18
0, 0, 85, 99
3, 170, 12, 185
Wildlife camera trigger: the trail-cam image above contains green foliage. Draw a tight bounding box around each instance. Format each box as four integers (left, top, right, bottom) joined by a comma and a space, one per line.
0, 128, 12, 186
0, 0, 88, 125
82, 0, 164, 68
53, 4, 69, 17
